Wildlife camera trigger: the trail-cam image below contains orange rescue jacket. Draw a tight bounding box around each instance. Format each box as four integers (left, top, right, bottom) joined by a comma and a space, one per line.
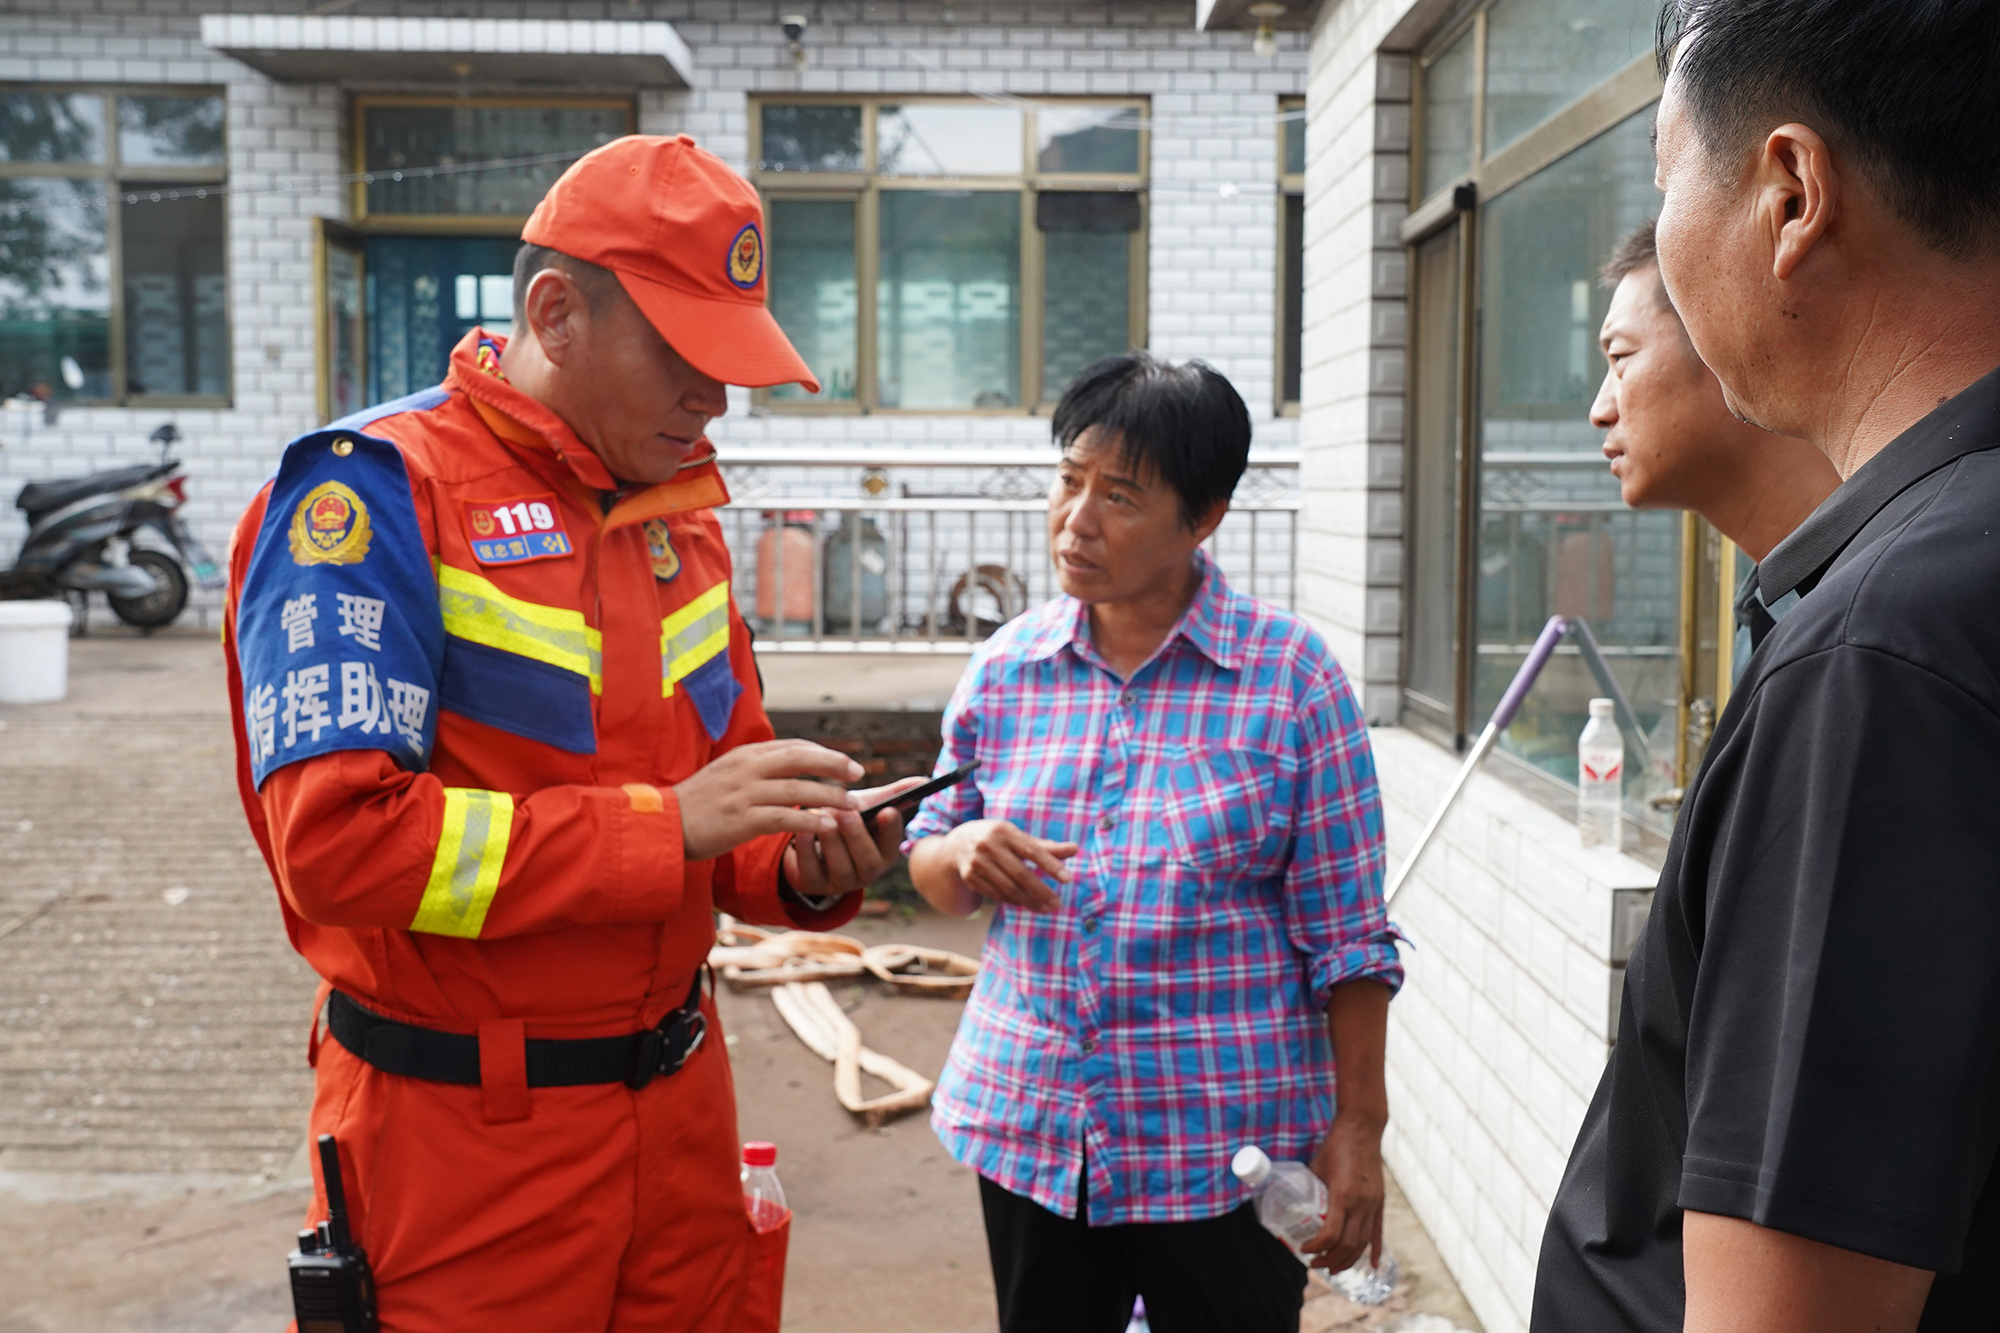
223, 329, 855, 1038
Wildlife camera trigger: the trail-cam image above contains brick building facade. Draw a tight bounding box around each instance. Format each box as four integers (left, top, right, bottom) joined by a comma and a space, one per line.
0, 2, 1307, 624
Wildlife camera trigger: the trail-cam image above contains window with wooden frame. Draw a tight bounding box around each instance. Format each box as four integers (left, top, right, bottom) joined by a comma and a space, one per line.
0, 85, 228, 406
348, 95, 631, 228
750, 96, 1148, 414
316, 96, 633, 421
1277, 95, 1305, 416
1399, 0, 1737, 848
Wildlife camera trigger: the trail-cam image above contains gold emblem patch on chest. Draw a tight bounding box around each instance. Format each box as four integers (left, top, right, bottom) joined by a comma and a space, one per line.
644, 518, 681, 582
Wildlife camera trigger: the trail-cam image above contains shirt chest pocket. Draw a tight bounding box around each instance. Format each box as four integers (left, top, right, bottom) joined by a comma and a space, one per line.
1159, 744, 1297, 878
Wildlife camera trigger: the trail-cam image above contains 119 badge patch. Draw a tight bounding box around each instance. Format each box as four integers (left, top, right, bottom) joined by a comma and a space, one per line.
464, 496, 574, 566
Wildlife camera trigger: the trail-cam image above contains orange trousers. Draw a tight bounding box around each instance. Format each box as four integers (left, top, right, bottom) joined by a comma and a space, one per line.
294, 993, 783, 1332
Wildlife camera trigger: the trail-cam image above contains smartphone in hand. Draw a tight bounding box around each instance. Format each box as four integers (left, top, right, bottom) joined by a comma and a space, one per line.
861, 761, 980, 826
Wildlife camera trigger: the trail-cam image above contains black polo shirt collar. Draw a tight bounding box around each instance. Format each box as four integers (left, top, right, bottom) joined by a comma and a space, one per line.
1760, 362, 2000, 604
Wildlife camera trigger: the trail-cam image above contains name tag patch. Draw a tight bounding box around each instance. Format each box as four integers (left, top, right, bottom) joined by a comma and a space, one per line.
464, 496, 573, 566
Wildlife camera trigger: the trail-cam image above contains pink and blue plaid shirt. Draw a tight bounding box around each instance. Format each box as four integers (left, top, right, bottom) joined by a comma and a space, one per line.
906, 554, 1402, 1225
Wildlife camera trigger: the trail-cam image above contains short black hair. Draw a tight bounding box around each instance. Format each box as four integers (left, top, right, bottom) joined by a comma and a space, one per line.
1658, 0, 2000, 259
1599, 219, 1681, 318
1049, 352, 1251, 529
511, 243, 622, 325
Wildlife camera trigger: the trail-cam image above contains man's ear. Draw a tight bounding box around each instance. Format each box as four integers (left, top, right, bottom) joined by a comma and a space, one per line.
521, 269, 587, 366
1191, 498, 1230, 545
1759, 122, 1839, 283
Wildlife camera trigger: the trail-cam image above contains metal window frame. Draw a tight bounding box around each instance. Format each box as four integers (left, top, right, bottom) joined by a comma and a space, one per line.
1400, 24, 1719, 800
348, 93, 636, 232
0, 82, 231, 407
747, 93, 1149, 417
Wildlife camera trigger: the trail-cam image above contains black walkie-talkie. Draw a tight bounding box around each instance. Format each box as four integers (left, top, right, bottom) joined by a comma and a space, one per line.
288, 1134, 379, 1333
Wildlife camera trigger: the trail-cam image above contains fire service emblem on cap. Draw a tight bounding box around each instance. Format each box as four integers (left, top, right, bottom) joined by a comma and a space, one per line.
289, 481, 373, 566
727, 222, 763, 290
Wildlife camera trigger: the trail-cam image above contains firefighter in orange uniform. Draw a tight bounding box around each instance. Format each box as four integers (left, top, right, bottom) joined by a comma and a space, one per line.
222, 136, 911, 1331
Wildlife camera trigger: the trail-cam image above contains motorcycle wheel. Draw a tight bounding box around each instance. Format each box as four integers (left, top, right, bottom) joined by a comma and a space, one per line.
107, 549, 189, 629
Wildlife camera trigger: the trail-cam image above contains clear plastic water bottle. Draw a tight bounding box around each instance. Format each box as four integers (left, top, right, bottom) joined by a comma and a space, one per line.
1577, 697, 1623, 850
1329, 1247, 1401, 1305
1231, 1145, 1399, 1305
742, 1141, 790, 1234
1232, 1145, 1326, 1251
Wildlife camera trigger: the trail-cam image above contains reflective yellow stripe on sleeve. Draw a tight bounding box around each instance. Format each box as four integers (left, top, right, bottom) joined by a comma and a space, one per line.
661, 579, 732, 696
409, 787, 514, 938
437, 563, 604, 693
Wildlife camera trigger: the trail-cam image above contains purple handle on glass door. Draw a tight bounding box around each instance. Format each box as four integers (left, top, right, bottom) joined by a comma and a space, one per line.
1384, 615, 1569, 910
1491, 615, 1569, 732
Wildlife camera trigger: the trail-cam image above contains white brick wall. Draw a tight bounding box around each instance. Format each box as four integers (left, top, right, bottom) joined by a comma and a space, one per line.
1373, 727, 1655, 1333
1300, 4, 1664, 1328
1298, 0, 1415, 724
0, 2, 1308, 628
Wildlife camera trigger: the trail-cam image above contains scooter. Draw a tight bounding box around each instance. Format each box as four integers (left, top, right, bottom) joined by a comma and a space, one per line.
0, 423, 222, 629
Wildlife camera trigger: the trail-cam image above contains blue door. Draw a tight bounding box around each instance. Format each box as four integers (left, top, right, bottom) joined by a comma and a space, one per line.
364, 235, 518, 404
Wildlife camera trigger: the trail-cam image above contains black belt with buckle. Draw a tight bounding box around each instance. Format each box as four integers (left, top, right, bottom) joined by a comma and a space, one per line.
326, 969, 708, 1091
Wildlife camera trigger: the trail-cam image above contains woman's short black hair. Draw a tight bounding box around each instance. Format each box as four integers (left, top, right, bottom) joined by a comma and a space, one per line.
1049, 352, 1252, 528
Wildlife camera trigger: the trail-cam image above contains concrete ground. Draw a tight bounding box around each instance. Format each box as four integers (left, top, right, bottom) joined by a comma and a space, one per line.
0, 628, 1478, 1333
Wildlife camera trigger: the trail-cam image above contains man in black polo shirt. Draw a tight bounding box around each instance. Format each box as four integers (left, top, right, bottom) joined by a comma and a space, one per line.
1532, 3, 2000, 1333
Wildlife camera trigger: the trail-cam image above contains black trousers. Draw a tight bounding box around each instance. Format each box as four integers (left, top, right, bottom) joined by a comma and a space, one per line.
978, 1164, 1306, 1333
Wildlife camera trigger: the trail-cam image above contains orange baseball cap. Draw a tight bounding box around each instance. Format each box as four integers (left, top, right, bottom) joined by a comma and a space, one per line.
522, 134, 819, 393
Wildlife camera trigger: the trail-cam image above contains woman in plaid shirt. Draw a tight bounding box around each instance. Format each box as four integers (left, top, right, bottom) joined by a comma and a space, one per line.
905, 353, 1403, 1333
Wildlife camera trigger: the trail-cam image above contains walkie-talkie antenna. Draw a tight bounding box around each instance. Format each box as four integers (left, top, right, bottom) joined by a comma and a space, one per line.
317, 1134, 353, 1254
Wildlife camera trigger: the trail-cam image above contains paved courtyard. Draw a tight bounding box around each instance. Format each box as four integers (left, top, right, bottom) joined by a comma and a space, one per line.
0, 629, 1477, 1333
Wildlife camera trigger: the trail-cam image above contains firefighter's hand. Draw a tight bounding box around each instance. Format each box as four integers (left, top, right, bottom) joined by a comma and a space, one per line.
676, 739, 862, 862
783, 776, 927, 899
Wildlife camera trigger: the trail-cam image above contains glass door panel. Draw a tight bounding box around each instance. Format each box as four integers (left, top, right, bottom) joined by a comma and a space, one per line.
363, 235, 517, 404
1475, 110, 1677, 823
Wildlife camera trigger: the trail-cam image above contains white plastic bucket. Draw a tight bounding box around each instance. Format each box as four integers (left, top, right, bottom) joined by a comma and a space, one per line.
0, 600, 73, 704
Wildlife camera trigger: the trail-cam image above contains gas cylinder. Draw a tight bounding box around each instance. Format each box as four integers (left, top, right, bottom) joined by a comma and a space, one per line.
822, 512, 889, 634
755, 510, 818, 631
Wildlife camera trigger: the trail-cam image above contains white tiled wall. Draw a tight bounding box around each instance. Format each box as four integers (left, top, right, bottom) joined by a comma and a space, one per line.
1373, 728, 1655, 1333
1300, 2, 1661, 1328
0, 2, 1308, 627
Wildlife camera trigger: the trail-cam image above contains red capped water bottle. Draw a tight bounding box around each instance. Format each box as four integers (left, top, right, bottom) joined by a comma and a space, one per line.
1577, 698, 1623, 849
738, 1141, 792, 1332
742, 1141, 789, 1234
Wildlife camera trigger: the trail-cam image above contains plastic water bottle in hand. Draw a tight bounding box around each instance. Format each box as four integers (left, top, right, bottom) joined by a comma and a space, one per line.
1232, 1146, 1398, 1306
1329, 1247, 1400, 1305
1577, 697, 1623, 850
741, 1141, 790, 1234
1232, 1145, 1326, 1252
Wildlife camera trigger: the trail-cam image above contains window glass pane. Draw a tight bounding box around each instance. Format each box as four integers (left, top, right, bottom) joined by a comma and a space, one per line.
364, 235, 518, 403
325, 241, 365, 422
118, 94, 225, 167
1421, 26, 1475, 198
0, 92, 104, 164
1042, 230, 1128, 400
760, 104, 863, 173
1281, 111, 1305, 178
878, 106, 1023, 177
1476, 110, 1672, 803
877, 191, 1019, 408
0, 179, 111, 401
1483, 0, 1660, 156
1406, 224, 1462, 721
1036, 105, 1140, 175
122, 187, 226, 397
768, 198, 858, 403
363, 105, 626, 216
1279, 193, 1304, 405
